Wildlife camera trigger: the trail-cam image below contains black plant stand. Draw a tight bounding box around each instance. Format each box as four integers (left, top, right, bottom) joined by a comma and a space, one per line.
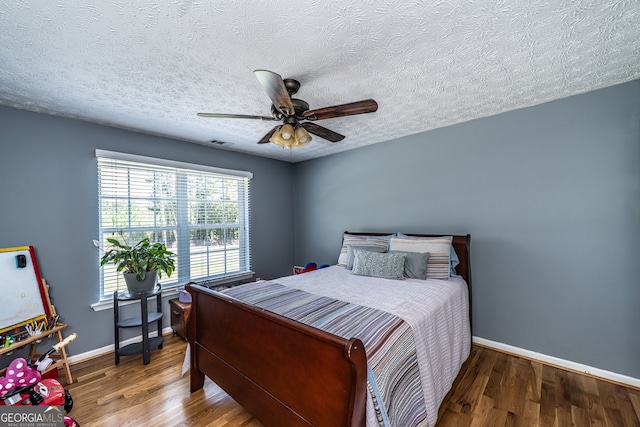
113, 285, 163, 365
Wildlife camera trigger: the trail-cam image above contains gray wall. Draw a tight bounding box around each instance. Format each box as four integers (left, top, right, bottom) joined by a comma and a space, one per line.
293, 80, 640, 378
1, 80, 638, 379
0, 106, 295, 357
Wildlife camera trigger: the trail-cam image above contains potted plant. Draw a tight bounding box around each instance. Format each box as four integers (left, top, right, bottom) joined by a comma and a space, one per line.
100, 237, 176, 296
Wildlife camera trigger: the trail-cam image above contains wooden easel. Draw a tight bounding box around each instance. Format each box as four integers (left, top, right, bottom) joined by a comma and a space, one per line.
0, 279, 73, 384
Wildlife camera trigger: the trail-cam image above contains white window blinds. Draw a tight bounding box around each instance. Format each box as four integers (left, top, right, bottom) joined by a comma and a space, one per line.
96, 150, 252, 297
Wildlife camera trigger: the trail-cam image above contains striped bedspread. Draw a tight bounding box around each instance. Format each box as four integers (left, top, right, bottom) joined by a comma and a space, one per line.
222, 280, 426, 426
233, 266, 470, 427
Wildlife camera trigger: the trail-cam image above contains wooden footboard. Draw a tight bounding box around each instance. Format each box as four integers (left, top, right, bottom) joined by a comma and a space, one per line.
186, 282, 368, 427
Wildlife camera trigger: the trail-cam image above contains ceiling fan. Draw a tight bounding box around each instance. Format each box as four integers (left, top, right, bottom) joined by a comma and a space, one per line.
197, 70, 378, 149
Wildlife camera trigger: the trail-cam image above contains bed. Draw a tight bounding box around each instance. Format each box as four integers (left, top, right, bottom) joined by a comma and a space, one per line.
186, 232, 471, 427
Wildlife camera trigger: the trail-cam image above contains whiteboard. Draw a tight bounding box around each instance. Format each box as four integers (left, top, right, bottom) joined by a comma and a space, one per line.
0, 246, 50, 334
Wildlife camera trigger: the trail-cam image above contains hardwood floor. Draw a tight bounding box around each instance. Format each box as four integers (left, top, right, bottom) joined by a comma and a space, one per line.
437, 345, 640, 426
64, 334, 640, 426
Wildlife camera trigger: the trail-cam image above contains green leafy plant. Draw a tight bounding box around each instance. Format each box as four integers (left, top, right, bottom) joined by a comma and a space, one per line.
99, 238, 176, 281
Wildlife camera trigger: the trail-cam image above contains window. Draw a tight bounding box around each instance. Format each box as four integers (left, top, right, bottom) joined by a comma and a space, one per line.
97, 150, 252, 298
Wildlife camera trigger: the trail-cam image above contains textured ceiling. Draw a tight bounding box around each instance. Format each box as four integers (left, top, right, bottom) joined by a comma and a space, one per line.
0, 1, 639, 163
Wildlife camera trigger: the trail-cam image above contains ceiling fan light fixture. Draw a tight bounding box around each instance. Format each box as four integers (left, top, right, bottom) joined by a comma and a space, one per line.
280, 124, 294, 140
290, 138, 311, 149
269, 126, 289, 148
295, 126, 312, 144
269, 125, 312, 149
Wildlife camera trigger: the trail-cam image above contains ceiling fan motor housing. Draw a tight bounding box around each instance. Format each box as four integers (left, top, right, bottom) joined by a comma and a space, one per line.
271, 98, 310, 120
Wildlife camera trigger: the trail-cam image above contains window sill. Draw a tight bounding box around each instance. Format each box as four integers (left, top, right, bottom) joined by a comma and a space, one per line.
90, 271, 255, 312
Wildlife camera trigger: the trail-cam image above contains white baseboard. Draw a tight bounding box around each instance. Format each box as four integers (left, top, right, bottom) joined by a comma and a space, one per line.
473, 336, 640, 389
66, 326, 175, 364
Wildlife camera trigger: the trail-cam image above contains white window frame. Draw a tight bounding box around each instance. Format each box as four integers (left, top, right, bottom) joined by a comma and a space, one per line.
95, 150, 252, 301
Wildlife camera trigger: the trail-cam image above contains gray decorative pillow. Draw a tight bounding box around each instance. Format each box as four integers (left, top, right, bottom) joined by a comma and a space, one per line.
346, 245, 387, 269
351, 250, 405, 280
388, 251, 430, 280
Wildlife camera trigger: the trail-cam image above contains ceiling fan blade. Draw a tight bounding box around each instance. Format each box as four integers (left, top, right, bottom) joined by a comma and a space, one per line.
303, 99, 378, 121
197, 113, 276, 121
257, 126, 279, 144
301, 122, 345, 143
254, 70, 295, 116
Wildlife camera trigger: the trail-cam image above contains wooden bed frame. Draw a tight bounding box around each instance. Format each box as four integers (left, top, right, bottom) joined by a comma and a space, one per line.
187, 233, 471, 427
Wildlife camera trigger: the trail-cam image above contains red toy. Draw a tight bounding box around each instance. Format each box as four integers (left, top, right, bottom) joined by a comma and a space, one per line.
0, 334, 79, 426
300, 262, 317, 273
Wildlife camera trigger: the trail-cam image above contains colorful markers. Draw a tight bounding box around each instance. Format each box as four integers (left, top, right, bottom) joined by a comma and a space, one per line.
1, 316, 63, 351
